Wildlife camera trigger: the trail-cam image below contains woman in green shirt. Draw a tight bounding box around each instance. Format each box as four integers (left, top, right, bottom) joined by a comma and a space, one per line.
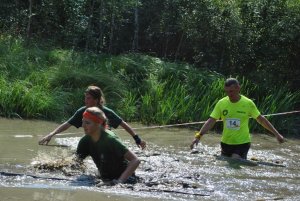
77, 106, 140, 183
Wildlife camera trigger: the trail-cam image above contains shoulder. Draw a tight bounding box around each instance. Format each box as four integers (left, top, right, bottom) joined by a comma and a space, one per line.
102, 106, 115, 113
103, 129, 118, 140
240, 95, 259, 112
107, 130, 128, 150
76, 106, 87, 113
240, 95, 260, 116
102, 106, 122, 121
102, 130, 124, 145
68, 106, 86, 127
79, 134, 90, 141
219, 96, 229, 102
240, 95, 256, 105
216, 96, 230, 105
78, 135, 91, 145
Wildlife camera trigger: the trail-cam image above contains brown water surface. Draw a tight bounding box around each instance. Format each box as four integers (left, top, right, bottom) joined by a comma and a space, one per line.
0, 118, 299, 201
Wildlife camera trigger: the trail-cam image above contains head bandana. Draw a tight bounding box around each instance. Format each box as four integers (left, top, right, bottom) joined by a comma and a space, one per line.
83, 111, 104, 125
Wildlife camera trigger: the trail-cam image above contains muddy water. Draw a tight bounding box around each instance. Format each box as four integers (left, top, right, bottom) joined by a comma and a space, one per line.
0, 118, 300, 201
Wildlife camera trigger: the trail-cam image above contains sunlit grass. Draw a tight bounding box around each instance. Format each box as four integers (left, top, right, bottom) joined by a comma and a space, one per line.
0, 76, 64, 120
0, 36, 299, 134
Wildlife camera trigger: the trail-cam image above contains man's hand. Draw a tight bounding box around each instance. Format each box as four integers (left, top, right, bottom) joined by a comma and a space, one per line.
190, 131, 203, 149
190, 138, 200, 150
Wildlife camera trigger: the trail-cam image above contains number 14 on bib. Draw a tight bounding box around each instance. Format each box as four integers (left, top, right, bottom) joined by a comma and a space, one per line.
226, 118, 241, 130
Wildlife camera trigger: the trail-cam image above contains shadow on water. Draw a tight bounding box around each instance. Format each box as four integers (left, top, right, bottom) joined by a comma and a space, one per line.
0, 118, 300, 201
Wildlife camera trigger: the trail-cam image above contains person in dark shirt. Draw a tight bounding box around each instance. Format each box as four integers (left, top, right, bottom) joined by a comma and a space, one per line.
39, 85, 146, 149
76, 107, 140, 183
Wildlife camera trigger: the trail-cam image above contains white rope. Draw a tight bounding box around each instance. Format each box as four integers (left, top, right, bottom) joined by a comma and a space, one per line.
263, 111, 300, 117
123, 110, 300, 130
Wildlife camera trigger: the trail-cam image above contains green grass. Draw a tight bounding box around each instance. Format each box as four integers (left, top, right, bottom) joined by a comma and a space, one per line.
0, 75, 64, 119
0, 35, 299, 135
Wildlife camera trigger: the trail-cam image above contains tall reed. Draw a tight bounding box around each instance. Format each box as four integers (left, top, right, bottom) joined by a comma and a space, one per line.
0, 75, 64, 120
0, 36, 299, 134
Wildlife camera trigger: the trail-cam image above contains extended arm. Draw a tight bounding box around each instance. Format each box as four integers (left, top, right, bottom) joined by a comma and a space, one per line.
190, 117, 217, 149
39, 122, 72, 145
256, 115, 284, 143
120, 121, 146, 149
118, 150, 140, 182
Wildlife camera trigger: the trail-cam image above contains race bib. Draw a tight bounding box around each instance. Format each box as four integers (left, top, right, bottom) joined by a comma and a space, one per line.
226, 118, 241, 130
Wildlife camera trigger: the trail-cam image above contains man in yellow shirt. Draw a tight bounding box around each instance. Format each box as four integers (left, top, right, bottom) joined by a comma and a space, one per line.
190, 78, 284, 159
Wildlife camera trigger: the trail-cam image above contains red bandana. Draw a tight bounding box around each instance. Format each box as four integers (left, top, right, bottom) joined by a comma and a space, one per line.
83, 111, 104, 125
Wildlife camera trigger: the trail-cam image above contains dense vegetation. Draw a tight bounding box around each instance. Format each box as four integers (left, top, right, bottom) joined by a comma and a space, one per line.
1, 0, 299, 90
0, 37, 299, 135
0, 0, 299, 134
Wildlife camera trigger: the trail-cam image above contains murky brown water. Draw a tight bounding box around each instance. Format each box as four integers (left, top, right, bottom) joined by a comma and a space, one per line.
1, 118, 300, 201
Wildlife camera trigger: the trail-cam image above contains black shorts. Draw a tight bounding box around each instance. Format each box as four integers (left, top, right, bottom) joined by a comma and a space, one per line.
220, 142, 251, 159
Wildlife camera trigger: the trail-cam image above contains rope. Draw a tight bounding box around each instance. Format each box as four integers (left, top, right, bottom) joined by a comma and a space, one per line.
121, 120, 208, 130
126, 110, 300, 131
263, 110, 300, 117
55, 110, 300, 135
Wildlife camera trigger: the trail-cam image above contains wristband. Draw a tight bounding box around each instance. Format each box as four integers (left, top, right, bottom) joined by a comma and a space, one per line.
133, 134, 142, 144
195, 132, 203, 140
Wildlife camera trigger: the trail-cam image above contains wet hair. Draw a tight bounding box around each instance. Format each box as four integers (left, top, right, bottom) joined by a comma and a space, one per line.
224, 78, 240, 87
85, 85, 106, 106
85, 107, 107, 125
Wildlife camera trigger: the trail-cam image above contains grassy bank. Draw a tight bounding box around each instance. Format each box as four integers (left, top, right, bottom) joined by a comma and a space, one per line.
0, 36, 299, 135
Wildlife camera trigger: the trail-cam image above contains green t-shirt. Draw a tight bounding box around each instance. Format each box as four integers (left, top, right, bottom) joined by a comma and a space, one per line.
67, 106, 123, 129
210, 95, 261, 145
76, 130, 129, 180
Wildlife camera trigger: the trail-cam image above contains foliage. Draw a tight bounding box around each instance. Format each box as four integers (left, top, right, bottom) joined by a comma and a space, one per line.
0, 75, 64, 119
0, 36, 299, 135
0, 0, 299, 91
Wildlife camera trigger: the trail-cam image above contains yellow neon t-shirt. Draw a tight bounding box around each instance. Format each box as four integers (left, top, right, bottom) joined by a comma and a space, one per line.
210, 95, 261, 145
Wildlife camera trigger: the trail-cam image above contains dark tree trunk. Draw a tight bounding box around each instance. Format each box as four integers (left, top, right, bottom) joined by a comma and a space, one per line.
132, 1, 139, 51
85, 0, 95, 52
26, 0, 33, 39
